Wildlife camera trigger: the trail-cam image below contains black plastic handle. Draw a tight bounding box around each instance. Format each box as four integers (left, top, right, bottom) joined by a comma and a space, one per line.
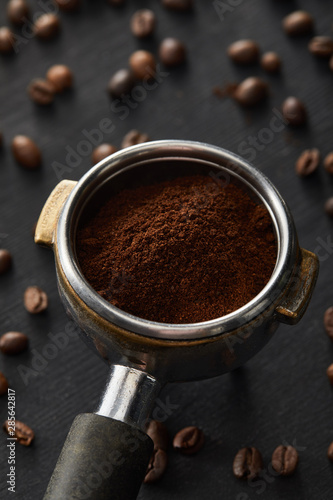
43, 413, 153, 500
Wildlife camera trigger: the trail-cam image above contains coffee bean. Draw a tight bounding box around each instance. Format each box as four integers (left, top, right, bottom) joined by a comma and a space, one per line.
271, 445, 299, 476
159, 38, 186, 67
24, 286, 48, 314
11, 135, 42, 169
324, 307, 333, 340
327, 363, 333, 385
92, 144, 117, 164
55, 0, 81, 11
0, 27, 15, 54
7, 0, 30, 26
0, 332, 28, 355
131, 9, 155, 39
282, 97, 307, 126
146, 421, 169, 451
227, 40, 259, 65
144, 448, 168, 483
173, 426, 204, 455
325, 198, 333, 217
282, 11, 314, 36
324, 153, 333, 174
129, 50, 156, 80
121, 130, 150, 149
108, 69, 135, 98
34, 14, 60, 40
3, 419, 34, 446
261, 52, 281, 74
327, 442, 333, 462
233, 77, 268, 107
0, 249, 12, 274
233, 447, 263, 480
309, 37, 333, 58
46, 65, 73, 93
162, 0, 192, 11
0, 372, 9, 396
28, 79, 55, 105
295, 148, 320, 177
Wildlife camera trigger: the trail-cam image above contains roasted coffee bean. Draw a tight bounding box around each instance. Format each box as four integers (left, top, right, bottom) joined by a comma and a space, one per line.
146, 421, 169, 451
7, 0, 30, 26
233, 77, 268, 107
46, 65, 73, 92
0, 27, 15, 53
325, 198, 333, 217
282, 11, 314, 36
28, 79, 55, 105
327, 364, 333, 385
282, 97, 307, 126
233, 447, 263, 480
227, 40, 259, 65
3, 419, 34, 446
131, 9, 155, 38
108, 69, 135, 98
0, 372, 9, 396
327, 442, 333, 462
121, 130, 149, 149
55, 0, 81, 11
12, 135, 42, 169
162, 0, 192, 11
129, 50, 156, 80
0, 249, 12, 275
324, 152, 333, 174
92, 144, 117, 164
0, 332, 28, 355
24, 286, 48, 314
144, 448, 168, 483
173, 426, 204, 455
309, 36, 333, 58
272, 445, 299, 476
324, 307, 333, 340
159, 38, 186, 66
34, 14, 60, 39
295, 148, 320, 177
261, 52, 281, 73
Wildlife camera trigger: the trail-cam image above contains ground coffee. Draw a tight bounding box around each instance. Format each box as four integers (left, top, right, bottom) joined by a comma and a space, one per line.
76, 174, 276, 324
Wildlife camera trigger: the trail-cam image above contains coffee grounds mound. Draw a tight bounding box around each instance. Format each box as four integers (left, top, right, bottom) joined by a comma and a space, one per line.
76, 175, 277, 324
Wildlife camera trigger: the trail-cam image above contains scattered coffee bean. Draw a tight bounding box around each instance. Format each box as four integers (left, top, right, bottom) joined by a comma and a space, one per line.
34, 13, 60, 40
0, 249, 12, 275
0, 372, 9, 396
46, 65, 73, 93
162, 0, 192, 11
108, 69, 135, 98
309, 36, 333, 58
271, 445, 299, 476
282, 97, 307, 126
11, 135, 42, 169
325, 198, 333, 217
327, 363, 333, 385
146, 421, 169, 451
0, 27, 15, 54
227, 40, 259, 65
159, 38, 186, 66
261, 52, 281, 73
324, 307, 333, 340
233, 77, 268, 107
0, 331, 28, 355
282, 11, 314, 36
324, 153, 333, 174
7, 0, 30, 26
28, 79, 55, 105
3, 419, 34, 446
24, 286, 48, 314
295, 148, 320, 177
129, 50, 156, 80
233, 447, 263, 480
92, 144, 117, 164
144, 448, 168, 483
173, 426, 204, 455
327, 442, 333, 462
121, 130, 150, 149
130, 9, 156, 38
55, 0, 81, 11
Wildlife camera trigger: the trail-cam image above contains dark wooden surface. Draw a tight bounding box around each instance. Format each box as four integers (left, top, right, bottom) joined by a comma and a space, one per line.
1, 1, 333, 499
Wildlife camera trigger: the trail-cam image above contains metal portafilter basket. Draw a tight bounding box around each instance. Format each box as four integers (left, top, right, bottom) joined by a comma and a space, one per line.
35, 140, 318, 500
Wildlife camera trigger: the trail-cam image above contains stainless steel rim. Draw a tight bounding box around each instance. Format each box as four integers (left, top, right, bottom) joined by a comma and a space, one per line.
57, 140, 297, 340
